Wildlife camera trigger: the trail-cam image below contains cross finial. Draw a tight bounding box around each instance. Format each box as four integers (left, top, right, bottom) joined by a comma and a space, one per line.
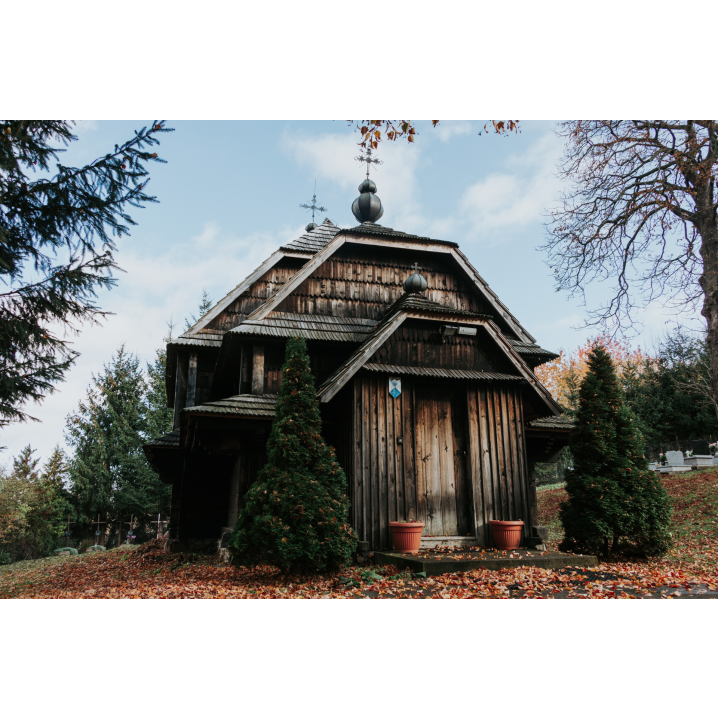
411, 262, 422, 273
299, 181, 327, 223
354, 148, 383, 179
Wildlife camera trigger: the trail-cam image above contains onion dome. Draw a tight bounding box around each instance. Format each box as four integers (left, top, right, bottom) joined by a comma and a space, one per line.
404, 264, 428, 294
305, 222, 318, 232
351, 178, 384, 224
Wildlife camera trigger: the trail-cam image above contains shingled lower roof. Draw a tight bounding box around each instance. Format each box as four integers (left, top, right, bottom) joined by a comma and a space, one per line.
169, 332, 224, 349
362, 364, 523, 381
528, 416, 574, 430
230, 312, 377, 342
145, 428, 180, 447
508, 339, 559, 362
183, 394, 278, 418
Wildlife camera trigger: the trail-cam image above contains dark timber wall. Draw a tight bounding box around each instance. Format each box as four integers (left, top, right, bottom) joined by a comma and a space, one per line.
350, 375, 530, 550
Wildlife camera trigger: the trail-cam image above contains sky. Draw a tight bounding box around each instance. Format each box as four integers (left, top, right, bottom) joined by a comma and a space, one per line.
2, 120, 705, 464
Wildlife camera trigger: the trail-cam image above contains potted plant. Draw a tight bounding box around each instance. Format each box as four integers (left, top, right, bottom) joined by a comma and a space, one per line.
658, 453, 667, 466
488, 520, 524, 550
389, 521, 425, 554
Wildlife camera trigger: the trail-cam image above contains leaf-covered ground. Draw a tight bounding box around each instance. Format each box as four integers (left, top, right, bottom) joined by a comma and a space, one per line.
2, 469, 716, 599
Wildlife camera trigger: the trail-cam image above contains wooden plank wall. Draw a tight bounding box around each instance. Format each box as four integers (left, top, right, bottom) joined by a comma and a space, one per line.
278, 246, 490, 320
208, 258, 307, 332
349, 376, 530, 549
352, 375, 417, 550
372, 322, 514, 373
467, 382, 531, 544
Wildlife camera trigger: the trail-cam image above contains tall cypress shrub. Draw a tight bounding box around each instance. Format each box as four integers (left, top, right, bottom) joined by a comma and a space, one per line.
230, 337, 357, 572
560, 345, 671, 557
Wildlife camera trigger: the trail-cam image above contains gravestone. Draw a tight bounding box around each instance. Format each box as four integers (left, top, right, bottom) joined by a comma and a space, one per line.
685, 440, 713, 467
666, 451, 684, 465
692, 439, 710, 456
54, 547, 78, 556
659, 451, 692, 473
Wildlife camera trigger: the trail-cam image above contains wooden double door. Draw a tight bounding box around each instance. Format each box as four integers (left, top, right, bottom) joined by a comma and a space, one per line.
415, 385, 473, 537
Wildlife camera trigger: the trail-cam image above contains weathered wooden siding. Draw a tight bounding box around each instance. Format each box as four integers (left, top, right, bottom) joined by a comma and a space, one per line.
208, 258, 307, 332
277, 245, 490, 320
467, 382, 530, 544
371, 321, 513, 373
352, 374, 417, 550
414, 386, 472, 537
350, 375, 530, 549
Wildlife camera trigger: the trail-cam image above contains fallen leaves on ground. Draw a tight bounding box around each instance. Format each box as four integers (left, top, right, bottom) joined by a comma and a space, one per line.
1, 470, 716, 599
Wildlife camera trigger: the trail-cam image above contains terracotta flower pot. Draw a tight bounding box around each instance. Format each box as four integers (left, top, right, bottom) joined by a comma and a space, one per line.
489, 520, 524, 550
389, 522, 425, 554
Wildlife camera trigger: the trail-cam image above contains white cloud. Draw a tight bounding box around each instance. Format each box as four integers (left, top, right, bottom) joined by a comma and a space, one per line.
433, 121, 475, 143
460, 131, 563, 235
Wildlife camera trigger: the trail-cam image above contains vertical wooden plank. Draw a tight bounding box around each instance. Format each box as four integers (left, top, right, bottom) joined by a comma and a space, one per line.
507, 389, 523, 526
498, 388, 514, 519
393, 381, 405, 521
452, 389, 471, 536
369, 377, 381, 549
426, 394, 443, 536
515, 387, 534, 533
386, 378, 397, 526
477, 386, 493, 541
439, 393, 458, 536
251, 344, 265, 395
492, 385, 509, 520
173, 354, 187, 430
362, 377, 371, 544
377, 377, 388, 549
415, 389, 427, 530
467, 386, 484, 543
405, 380, 417, 522
352, 380, 361, 537
485, 384, 501, 524
186, 352, 198, 409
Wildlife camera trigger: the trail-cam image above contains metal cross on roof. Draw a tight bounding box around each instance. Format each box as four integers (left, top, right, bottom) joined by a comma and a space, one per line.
299, 182, 327, 223
354, 148, 383, 178
411, 262, 422, 273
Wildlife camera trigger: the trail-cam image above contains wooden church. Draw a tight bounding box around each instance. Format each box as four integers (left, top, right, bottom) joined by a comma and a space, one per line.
145, 172, 572, 552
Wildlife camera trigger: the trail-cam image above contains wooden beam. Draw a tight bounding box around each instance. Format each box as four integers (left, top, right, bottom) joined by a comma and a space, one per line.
186, 352, 198, 407
346, 236, 454, 254
173, 354, 187, 429
246, 236, 346, 321
251, 344, 265, 395
239, 345, 250, 394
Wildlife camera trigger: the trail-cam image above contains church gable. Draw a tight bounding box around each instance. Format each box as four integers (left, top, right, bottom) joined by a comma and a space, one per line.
274, 243, 491, 322
370, 318, 515, 374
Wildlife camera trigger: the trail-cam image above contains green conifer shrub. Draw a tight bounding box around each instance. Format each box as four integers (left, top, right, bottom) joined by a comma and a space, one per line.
560, 345, 672, 557
230, 337, 357, 572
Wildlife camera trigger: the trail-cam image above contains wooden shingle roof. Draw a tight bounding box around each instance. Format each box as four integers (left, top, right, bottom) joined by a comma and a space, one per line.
230, 312, 377, 342
183, 394, 278, 418
280, 219, 341, 255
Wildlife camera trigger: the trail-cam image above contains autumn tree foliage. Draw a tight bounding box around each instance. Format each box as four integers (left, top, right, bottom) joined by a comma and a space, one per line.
535, 333, 653, 414
0, 120, 172, 428
230, 337, 357, 572
560, 345, 672, 557
350, 120, 519, 148
542, 121, 718, 411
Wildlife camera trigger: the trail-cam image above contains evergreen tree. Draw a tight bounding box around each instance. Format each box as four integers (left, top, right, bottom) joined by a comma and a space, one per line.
230, 337, 357, 572
0, 120, 172, 427
0, 445, 69, 561
146, 346, 173, 439
65, 346, 170, 536
560, 345, 672, 557
184, 289, 213, 331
